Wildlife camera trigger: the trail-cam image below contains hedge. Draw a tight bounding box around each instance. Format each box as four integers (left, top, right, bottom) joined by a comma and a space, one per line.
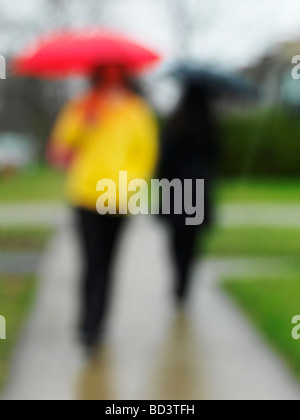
219, 107, 300, 176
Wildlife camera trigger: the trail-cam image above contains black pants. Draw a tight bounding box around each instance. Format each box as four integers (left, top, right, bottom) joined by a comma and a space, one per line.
76, 208, 125, 339
169, 224, 198, 301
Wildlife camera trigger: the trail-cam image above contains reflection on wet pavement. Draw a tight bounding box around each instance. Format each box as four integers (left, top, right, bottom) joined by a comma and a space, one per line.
77, 312, 208, 400
146, 313, 207, 400
77, 345, 118, 400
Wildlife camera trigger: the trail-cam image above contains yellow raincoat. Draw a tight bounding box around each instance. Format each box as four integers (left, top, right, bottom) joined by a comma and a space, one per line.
50, 89, 159, 212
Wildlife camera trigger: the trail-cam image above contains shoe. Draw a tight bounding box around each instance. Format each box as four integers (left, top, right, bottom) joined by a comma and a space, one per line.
80, 324, 106, 355
82, 333, 102, 358
175, 287, 189, 308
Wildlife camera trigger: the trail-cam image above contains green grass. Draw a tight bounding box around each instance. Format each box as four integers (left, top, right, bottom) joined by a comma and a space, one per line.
223, 277, 300, 380
218, 178, 300, 203
0, 275, 37, 394
203, 227, 300, 257
0, 226, 55, 251
0, 164, 64, 203
1, 163, 300, 204
0, 225, 53, 393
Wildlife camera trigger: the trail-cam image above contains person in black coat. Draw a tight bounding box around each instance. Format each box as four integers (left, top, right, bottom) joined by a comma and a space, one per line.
158, 82, 219, 304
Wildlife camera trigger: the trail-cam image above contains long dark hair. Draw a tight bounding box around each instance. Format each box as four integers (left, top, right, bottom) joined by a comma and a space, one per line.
90, 65, 144, 96
166, 83, 216, 152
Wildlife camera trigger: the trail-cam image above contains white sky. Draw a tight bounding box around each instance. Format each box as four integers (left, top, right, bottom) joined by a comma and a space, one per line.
1, 0, 300, 70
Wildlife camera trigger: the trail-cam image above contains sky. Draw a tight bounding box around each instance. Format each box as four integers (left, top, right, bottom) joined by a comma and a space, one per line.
1, 0, 300, 70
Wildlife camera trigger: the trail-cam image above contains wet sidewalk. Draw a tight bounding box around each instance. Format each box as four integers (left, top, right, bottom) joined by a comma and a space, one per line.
3, 202, 300, 228
2, 216, 300, 400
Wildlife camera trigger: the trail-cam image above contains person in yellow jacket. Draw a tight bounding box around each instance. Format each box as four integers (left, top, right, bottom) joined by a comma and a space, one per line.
47, 65, 159, 350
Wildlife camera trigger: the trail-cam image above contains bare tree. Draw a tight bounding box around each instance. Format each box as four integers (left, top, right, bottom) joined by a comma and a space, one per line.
161, 0, 217, 58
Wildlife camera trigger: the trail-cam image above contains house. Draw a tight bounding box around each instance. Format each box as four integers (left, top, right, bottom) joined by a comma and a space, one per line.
0, 133, 35, 174
242, 40, 300, 106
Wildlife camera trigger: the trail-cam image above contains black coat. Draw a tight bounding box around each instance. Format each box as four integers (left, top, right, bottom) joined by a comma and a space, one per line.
158, 85, 219, 228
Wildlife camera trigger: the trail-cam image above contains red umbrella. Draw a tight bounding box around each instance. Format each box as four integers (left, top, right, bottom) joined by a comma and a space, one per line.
12, 28, 161, 78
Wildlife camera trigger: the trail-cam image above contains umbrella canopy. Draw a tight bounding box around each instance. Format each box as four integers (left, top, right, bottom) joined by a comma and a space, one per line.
12, 29, 161, 78
161, 61, 258, 99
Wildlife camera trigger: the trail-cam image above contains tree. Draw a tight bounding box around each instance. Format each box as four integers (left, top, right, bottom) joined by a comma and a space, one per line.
161, 0, 217, 58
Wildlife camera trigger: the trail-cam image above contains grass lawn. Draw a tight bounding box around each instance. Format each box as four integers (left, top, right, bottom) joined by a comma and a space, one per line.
0, 226, 54, 251
0, 226, 54, 394
218, 178, 300, 203
0, 275, 37, 394
0, 165, 65, 203
223, 277, 300, 380
203, 227, 300, 257
1, 164, 300, 204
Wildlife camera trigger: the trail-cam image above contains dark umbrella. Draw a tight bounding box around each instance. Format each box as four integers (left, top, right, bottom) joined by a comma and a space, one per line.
162, 61, 258, 100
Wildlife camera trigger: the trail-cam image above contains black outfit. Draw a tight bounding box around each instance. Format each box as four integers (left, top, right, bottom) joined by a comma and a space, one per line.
76, 208, 125, 345
158, 84, 218, 301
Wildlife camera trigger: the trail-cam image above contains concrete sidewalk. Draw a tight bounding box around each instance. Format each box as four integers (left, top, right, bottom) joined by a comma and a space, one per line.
0, 202, 68, 227
2, 216, 300, 400
0, 252, 42, 274
2, 202, 300, 227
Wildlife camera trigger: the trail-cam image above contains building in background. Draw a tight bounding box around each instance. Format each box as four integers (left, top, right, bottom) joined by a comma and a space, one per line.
243, 40, 300, 107
0, 133, 35, 175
